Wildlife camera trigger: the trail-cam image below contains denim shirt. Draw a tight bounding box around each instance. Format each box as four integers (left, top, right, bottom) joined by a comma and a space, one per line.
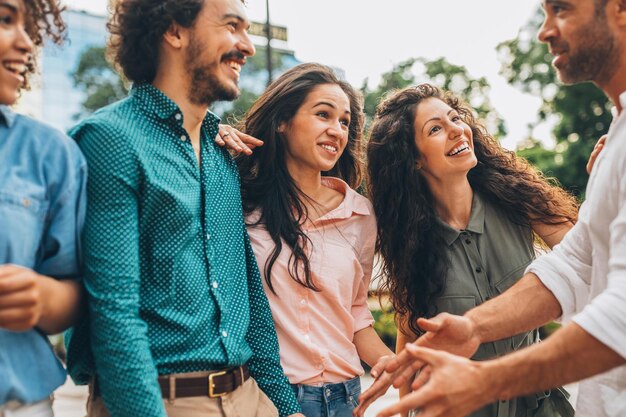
0, 106, 87, 405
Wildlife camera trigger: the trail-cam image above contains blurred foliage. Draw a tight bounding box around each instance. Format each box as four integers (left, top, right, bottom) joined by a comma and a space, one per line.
498, 7, 611, 197
360, 57, 507, 139
371, 308, 397, 351
72, 46, 128, 119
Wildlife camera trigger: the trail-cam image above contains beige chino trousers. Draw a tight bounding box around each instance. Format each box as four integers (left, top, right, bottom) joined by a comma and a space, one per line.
86, 376, 278, 417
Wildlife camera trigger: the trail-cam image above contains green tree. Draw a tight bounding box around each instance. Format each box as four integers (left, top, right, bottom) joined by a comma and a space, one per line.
72, 46, 128, 119
361, 57, 507, 139
498, 8, 611, 196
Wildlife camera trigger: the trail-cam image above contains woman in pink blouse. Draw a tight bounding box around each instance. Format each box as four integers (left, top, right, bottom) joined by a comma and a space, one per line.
237, 63, 393, 417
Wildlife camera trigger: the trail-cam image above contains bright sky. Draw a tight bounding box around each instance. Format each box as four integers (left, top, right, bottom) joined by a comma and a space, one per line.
63, 0, 552, 150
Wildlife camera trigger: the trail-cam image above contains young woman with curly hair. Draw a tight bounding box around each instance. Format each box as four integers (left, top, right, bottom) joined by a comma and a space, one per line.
366, 84, 578, 417
238, 63, 394, 417
0, 1, 86, 416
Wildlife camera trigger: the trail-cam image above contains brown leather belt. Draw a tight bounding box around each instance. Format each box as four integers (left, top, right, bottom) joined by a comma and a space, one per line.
93, 365, 250, 399
158, 365, 250, 399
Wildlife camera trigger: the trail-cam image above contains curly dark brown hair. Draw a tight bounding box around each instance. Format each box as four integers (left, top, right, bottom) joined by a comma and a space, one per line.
107, 0, 244, 84
367, 84, 579, 336
22, 0, 66, 88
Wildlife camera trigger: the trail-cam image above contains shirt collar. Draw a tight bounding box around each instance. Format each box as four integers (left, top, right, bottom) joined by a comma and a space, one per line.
437, 192, 485, 246
0, 105, 16, 128
317, 177, 371, 220
131, 83, 221, 126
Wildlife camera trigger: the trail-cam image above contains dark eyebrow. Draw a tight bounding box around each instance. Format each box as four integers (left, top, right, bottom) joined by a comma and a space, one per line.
0, 2, 18, 13
313, 101, 351, 115
222, 13, 250, 29
422, 109, 455, 134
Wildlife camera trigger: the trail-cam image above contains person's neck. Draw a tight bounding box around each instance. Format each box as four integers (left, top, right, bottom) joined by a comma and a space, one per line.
427, 176, 473, 230
597, 53, 626, 114
152, 71, 210, 142
289, 164, 326, 202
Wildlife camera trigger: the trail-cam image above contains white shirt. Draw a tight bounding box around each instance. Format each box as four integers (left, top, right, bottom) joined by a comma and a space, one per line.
527, 91, 626, 417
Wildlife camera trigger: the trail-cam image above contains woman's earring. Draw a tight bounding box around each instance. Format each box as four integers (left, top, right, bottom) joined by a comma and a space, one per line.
415, 161, 422, 170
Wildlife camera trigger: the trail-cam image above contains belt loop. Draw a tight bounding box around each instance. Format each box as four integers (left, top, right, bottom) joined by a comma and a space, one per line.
168, 375, 176, 404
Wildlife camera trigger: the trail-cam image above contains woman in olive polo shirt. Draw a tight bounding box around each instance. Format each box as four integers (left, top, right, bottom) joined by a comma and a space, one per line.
366, 84, 578, 417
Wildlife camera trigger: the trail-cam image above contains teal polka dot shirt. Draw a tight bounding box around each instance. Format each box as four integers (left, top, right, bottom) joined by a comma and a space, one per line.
65, 84, 300, 417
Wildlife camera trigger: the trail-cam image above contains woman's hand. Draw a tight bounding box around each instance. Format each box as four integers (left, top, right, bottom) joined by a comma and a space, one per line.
215, 124, 264, 155
587, 134, 607, 174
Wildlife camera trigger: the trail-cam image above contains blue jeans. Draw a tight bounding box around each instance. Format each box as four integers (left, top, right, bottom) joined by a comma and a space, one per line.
291, 376, 361, 417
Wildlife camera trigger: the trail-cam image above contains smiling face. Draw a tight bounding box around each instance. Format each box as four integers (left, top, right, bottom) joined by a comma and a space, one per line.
413, 97, 477, 184
538, 0, 619, 85
184, 0, 255, 105
279, 83, 352, 178
0, 0, 33, 105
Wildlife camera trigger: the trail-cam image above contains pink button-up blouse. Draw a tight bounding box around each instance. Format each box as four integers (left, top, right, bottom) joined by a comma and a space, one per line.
246, 177, 376, 385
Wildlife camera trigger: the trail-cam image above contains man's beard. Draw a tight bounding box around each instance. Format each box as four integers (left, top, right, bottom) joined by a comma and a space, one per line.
184, 35, 240, 106
552, 14, 619, 85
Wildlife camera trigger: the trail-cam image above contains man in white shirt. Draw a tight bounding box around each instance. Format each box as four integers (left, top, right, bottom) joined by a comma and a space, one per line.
355, 0, 626, 416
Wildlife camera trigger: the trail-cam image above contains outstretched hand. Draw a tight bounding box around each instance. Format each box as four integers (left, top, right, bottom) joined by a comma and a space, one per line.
376, 345, 493, 417
355, 313, 480, 417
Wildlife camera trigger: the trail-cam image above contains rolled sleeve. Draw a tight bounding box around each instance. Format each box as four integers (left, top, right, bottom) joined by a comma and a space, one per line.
526, 206, 593, 322
571, 175, 626, 359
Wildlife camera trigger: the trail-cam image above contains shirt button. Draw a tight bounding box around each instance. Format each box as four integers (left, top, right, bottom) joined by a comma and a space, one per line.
212, 281, 218, 289
300, 299, 306, 305
221, 330, 228, 338
206, 232, 211, 240
317, 364, 323, 370
465, 238, 471, 244
180, 135, 187, 141
174, 113, 182, 120
475, 267, 482, 273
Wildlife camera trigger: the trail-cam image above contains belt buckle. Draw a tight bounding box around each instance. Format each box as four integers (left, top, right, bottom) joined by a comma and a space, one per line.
208, 370, 228, 398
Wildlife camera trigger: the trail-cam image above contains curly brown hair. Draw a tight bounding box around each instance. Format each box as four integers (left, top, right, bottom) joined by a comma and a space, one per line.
22, 0, 66, 88
367, 84, 578, 336
107, 0, 244, 84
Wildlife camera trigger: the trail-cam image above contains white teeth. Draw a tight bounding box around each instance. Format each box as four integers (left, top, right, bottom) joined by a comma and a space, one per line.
226, 61, 241, 74
3, 62, 26, 75
320, 144, 337, 153
447, 143, 469, 156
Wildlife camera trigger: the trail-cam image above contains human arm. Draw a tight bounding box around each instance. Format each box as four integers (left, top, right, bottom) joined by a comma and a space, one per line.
74, 122, 165, 417
242, 232, 302, 417
215, 124, 263, 155
376, 321, 625, 417
353, 326, 394, 368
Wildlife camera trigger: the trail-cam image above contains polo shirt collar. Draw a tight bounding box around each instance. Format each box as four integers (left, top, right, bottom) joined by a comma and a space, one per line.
437, 192, 485, 246
0, 105, 16, 128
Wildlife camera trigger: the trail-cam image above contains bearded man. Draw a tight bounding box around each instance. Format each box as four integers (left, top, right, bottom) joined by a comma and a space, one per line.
356, 1, 626, 416
64, 1, 303, 417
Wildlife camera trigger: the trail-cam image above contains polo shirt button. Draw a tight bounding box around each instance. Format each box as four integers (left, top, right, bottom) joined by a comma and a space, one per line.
212, 281, 218, 289
475, 267, 482, 273
175, 113, 182, 120
465, 239, 471, 244
180, 135, 187, 141
221, 330, 228, 338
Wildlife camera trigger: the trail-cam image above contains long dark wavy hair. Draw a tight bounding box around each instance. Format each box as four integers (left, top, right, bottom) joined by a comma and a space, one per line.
367, 84, 578, 335
22, 0, 66, 89
237, 63, 364, 294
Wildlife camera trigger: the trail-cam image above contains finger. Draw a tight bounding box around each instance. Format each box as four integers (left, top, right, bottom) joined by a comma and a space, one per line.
370, 355, 390, 379
228, 131, 253, 155
417, 317, 442, 333
384, 345, 415, 373
376, 386, 437, 417
237, 131, 264, 148
0, 289, 38, 309
0, 272, 35, 295
392, 360, 422, 388
356, 373, 394, 416
404, 344, 443, 367
0, 307, 38, 329
0, 264, 27, 279
411, 366, 432, 390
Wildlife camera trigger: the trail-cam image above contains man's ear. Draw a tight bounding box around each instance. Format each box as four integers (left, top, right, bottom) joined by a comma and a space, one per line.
615, 0, 626, 28
162, 23, 186, 50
